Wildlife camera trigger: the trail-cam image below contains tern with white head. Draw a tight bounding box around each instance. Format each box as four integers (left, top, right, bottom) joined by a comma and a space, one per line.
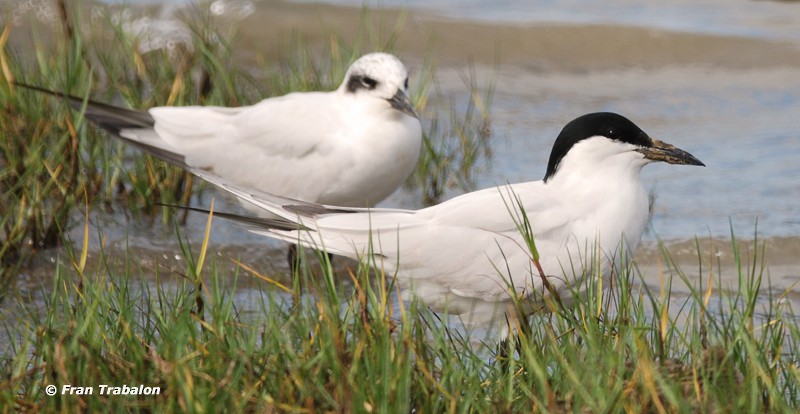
18, 52, 422, 267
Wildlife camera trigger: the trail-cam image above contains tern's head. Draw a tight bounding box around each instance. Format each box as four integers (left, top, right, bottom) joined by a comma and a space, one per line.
340, 52, 417, 118
543, 112, 704, 182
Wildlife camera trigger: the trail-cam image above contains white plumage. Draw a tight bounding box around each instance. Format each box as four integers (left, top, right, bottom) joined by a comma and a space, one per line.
123, 52, 422, 207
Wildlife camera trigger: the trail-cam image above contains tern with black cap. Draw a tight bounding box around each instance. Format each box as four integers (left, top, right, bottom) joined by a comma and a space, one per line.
175, 112, 706, 338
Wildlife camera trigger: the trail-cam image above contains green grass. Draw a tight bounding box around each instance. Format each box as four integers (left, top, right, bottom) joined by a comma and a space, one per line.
1, 213, 799, 412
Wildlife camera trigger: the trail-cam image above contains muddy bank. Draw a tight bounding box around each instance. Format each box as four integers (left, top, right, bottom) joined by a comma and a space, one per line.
636, 236, 800, 294
240, 1, 800, 72
15, 234, 800, 304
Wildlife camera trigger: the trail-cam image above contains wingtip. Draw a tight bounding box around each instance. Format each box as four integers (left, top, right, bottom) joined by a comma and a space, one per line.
157, 202, 311, 232
14, 81, 155, 130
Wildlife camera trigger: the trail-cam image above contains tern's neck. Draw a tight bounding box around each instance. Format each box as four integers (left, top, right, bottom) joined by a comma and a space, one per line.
545, 151, 651, 259
547, 152, 646, 194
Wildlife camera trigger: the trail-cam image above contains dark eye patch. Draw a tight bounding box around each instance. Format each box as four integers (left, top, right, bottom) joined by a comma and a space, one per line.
404, 77, 409, 90
346, 75, 379, 92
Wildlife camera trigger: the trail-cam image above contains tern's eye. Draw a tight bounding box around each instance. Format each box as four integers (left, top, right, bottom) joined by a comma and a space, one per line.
404, 77, 409, 90
361, 76, 378, 89
346, 75, 380, 93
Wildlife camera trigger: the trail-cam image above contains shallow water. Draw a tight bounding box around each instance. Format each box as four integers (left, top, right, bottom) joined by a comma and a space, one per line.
464, 66, 800, 240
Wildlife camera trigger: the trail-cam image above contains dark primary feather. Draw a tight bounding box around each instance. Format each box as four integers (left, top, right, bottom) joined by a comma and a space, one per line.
14, 82, 154, 132
283, 204, 360, 217
158, 204, 309, 232
15, 82, 188, 168
206, 177, 364, 218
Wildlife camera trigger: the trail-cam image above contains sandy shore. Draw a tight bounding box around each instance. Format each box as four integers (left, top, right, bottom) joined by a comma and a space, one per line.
239, 1, 800, 72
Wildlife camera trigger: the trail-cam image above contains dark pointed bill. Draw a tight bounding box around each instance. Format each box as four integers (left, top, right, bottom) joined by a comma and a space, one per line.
387, 89, 418, 119
637, 139, 705, 166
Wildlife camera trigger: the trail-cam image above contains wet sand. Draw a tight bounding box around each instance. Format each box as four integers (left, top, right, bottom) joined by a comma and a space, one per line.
16, 233, 800, 305
635, 236, 800, 295
240, 1, 800, 71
